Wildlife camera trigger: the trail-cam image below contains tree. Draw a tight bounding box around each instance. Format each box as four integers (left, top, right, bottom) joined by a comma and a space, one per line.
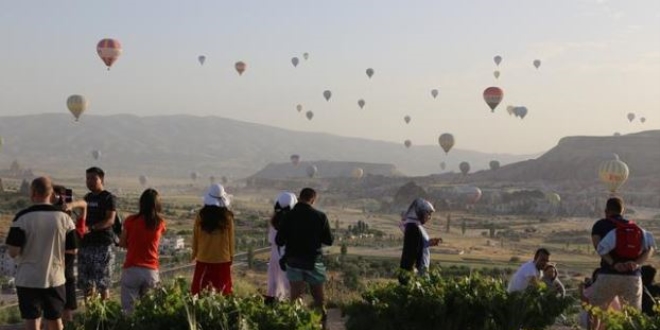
340, 243, 348, 257
19, 179, 29, 196
461, 219, 467, 236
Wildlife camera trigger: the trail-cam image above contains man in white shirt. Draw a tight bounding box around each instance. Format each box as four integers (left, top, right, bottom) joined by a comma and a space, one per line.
507, 248, 551, 293
5, 177, 77, 330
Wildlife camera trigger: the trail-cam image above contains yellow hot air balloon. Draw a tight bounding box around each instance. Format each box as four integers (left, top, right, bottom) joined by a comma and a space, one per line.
351, 167, 364, 179
438, 133, 454, 154
66, 95, 88, 121
598, 154, 629, 193
546, 192, 561, 205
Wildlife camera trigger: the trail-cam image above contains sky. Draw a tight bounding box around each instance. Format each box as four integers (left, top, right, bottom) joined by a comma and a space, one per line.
0, 0, 658, 155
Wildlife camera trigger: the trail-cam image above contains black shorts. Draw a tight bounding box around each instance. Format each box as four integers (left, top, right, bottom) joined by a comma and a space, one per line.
16, 285, 66, 320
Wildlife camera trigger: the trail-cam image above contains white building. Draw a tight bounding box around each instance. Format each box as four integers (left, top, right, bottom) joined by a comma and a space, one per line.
159, 236, 185, 254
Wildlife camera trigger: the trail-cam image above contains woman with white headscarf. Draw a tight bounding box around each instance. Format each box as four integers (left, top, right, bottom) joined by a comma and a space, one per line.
265, 192, 298, 304
399, 198, 441, 284
191, 183, 234, 295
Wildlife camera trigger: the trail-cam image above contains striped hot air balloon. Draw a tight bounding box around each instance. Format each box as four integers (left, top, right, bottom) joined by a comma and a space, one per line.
598, 154, 629, 193
96, 38, 122, 70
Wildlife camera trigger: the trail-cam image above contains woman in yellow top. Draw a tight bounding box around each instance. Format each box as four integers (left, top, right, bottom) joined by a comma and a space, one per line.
191, 183, 235, 295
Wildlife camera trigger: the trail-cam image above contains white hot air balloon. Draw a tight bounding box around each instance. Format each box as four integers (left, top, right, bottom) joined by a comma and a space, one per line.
598, 154, 629, 193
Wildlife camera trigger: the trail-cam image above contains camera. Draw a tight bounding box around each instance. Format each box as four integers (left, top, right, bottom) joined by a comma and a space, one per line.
64, 188, 73, 203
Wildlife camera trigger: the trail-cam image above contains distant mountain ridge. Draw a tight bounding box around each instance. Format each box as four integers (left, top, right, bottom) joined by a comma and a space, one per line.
0, 114, 533, 179
455, 130, 660, 191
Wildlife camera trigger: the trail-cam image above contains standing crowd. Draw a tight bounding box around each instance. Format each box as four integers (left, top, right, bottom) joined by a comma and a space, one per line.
4, 169, 660, 330
3, 167, 334, 330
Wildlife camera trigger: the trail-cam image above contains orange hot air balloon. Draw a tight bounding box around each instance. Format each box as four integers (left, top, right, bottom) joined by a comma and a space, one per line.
483, 87, 503, 112
235, 61, 246, 75
96, 38, 122, 70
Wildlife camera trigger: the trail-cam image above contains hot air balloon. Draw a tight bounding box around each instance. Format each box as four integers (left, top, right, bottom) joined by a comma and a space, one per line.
431, 89, 439, 99
489, 160, 500, 170
546, 192, 561, 206
640, 117, 646, 123
358, 99, 365, 109
190, 172, 199, 181
296, 104, 303, 112
198, 55, 206, 66
483, 87, 503, 112
494, 55, 502, 66
235, 61, 246, 75
366, 68, 374, 79
303, 52, 309, 60
627, 113, 635, 122
306, 111, 314, 120
404, 115, 411, 124
438, 133, 455, 154
459, 162, 470, 176
96, 38, 122, 70
458, 186, 482, 204
506, 105, 515, 116
290, 154, 300, 166
533, 59, 541, 69
291, 57, 299, 67
323, 90, 332, 101
91, 150, 101, 161
513, 106, 528, 119
404, 140, 412, 148
440, 162, 446, 170
66, 95, 88, 121
139, 175, 148, 186
306, 165, 317, 178
351, 167, 364, 179
493, 70, 500, 79
598, 154, 629, 193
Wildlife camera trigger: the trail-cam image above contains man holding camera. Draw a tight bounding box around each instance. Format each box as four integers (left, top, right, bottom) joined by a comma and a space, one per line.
77, 167, 117, 300
5, 177, 77, 330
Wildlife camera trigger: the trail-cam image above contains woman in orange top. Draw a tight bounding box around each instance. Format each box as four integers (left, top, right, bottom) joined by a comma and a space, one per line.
191, 183, 235, 295
119, 188, 166, 314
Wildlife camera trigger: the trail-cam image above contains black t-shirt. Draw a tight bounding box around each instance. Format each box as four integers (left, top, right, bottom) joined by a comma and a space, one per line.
275, 203, 333, 269
400, 223, 423, 272
591, 215, 640, 276
82, 190, 117, 247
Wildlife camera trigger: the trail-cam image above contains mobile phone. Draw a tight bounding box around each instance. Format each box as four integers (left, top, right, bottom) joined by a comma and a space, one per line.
64, 188, 73, 203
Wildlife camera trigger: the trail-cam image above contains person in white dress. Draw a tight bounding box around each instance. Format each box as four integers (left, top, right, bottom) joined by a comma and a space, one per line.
265, 192, 297, 304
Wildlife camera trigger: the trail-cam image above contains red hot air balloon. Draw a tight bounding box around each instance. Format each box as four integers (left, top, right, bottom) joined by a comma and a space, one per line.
96, 38, 122, 70
483, 87, 503, 112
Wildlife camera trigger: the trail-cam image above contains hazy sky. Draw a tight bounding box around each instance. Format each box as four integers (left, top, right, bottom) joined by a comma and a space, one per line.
1, 0, 658, 155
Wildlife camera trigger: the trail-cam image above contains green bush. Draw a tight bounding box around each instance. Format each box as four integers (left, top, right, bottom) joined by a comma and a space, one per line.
342, 271, 573, 330
74, 278, 321, 330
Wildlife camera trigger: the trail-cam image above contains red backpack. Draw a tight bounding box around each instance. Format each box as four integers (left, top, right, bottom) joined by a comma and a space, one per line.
609, 218, 644, 260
